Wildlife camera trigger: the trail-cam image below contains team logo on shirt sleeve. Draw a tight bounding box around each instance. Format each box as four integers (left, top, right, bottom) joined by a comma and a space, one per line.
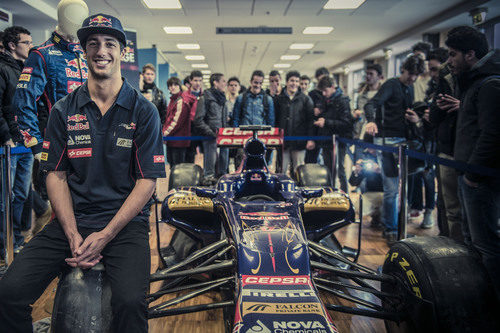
19, 74, 31, 82
153, 155, 165, 163
42, 141, 50, 149
40, 152, 48, 161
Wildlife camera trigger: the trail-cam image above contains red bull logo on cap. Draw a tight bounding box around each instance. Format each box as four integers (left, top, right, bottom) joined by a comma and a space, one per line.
89, 15, 112, 27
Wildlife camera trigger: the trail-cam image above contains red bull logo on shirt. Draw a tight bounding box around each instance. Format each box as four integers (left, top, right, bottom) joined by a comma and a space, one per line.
67, 114, 87, 123
65, 58, 88, 80
89, 15, 112, 27
20, 129, 38, 148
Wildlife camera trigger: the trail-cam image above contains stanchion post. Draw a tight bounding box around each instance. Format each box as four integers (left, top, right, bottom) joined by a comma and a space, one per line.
331, 135, 337, 188
2, 145, 14, 265
397, 144, 408, 241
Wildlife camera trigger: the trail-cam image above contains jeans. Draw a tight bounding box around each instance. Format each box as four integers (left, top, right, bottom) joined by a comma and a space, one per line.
408, 168, 436, 210
282, 149, 305, 176
322, 143, 348, 192
457, 176, 500, 299
374, 137, 406, 232
0, 219, 151, 332
438, 153, 463, 240
202, 140, 229, 178
167, 147, 187, 167
0, 149, 33, 250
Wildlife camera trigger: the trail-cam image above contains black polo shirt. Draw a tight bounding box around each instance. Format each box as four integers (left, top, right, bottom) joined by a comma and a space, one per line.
41, 79, 166, 228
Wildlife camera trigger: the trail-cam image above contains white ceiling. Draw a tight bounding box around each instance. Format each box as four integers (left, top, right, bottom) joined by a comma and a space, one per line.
2, 0, 500, 83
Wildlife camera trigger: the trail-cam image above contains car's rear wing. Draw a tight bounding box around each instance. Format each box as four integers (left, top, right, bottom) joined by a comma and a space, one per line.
216, 127, 284, 148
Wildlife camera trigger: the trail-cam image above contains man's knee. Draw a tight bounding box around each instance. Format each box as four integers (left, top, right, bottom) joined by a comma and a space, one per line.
112, 291, 146, 314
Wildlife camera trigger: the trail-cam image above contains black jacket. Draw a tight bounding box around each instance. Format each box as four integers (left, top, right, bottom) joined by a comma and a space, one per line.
274, 90, 314, 150
194, 88, 228, 137
365, 78, 414, 138
429, 64, 458, 155
141, 83, 167, 125
0, 52, 24, 144
315, 91, 353, 146
454, 49, 500, 182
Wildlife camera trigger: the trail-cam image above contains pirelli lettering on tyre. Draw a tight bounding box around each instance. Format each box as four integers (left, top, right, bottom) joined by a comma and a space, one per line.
243, 302, 322, 316
389, 252, 422, 298
68, 148, 92, 158
242, 275, 310, 286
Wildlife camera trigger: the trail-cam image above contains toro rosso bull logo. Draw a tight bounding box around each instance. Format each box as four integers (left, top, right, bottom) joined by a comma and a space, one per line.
89, 15, 112, 27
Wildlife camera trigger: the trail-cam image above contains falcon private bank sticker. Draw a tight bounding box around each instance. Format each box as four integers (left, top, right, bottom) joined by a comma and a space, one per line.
153, 155, 165, 163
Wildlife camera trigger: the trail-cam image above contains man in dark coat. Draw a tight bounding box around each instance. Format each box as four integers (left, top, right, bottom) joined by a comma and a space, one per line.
274, 71, 314, 175
445, 26, 500, 300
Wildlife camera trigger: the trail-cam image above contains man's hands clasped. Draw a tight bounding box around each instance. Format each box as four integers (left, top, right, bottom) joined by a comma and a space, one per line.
65, 231, 110, 269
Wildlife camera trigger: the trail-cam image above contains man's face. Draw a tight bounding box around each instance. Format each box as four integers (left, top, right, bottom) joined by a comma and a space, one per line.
0, 41, 5, 53
143, 69, 155, 84
85, 34, 124, 80
228, 80, 240, 95
168, 84, 180, 95
250, 75, 263, 94
400, 69, 419, 86
322, 85, 335, 98
365, 69, 381, 86
213, 75, 227, 92
11, 33, 32, 60
447, 47, 468, 75
428, 59, 441, 81
300, 79, 310, 92
269, 75, 281, 89
191, 76, 202, 91
286, 76, 300, 95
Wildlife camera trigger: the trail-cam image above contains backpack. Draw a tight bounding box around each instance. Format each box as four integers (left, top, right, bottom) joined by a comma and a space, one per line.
238, 92, 270, 125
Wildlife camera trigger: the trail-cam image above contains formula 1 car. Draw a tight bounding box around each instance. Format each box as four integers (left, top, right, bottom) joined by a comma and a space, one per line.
51, 126, 498, 333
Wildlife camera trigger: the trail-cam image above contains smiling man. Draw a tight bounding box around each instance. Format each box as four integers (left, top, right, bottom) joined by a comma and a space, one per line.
0, 14, 165, 332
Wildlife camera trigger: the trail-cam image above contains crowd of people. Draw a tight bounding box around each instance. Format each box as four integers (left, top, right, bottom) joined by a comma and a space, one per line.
0, 8, 499, 326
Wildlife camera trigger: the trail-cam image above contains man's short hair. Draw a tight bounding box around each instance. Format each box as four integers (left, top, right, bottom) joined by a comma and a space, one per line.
445, 26, 489, 60
210, 73, 224, 87
300, 75, 310, 82
428, 47, 449, 64
286, 71, 300, 82
183, 75, 191, 85
317, 76, 335, 90
167, 76, 182, 87
2, 26, 31, 52
412, 42, 432, 59
190, 70, 203, 80
366, 64, 383, 76
269, 70, 281, 78
251, 70, 264, 81
315, 67, 329, 79
142, 63, 155, 74
228, 76, 240, 84
402, 55, 425, 75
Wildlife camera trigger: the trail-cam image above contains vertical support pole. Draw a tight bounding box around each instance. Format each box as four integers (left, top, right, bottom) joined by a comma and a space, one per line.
397, 144, 408, 241
331, 135, 337, 188
2, 145, 14, 265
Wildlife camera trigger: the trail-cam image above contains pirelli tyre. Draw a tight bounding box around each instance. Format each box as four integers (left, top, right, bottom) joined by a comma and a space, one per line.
381, 236, 499, 333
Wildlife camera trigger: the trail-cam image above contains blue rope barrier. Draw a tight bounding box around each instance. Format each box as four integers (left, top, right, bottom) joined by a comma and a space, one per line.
0, 146, 32, 155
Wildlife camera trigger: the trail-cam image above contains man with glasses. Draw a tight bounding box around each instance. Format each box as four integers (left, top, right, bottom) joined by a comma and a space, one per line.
232, 70, 275, 169
0, 26, 33, 257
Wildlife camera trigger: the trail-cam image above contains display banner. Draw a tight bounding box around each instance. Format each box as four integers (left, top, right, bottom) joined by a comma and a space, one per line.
121, 29, 139, 90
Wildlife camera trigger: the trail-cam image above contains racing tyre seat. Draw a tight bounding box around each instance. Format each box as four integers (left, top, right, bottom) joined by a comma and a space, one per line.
382, 236, 500, 333
51, 263, 112, 332
295, 163, 331, 187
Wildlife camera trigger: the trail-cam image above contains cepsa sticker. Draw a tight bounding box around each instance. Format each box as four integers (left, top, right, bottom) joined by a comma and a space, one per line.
242, 302, 322, 316
154, 155, 165, 163
68, 148, 92, 158
242, 275, 310, 287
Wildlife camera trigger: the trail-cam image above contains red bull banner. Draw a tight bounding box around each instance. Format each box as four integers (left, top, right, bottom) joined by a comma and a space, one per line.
121, 29, 139, 90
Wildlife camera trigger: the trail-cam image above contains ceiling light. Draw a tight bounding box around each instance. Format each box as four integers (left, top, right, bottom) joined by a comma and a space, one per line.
274, 63, 291, 68
323, 0, 366, 10
289, 43, 314, 50
203, 74, 210, 78
280, 55, 301, 61
177, 43, 200, 50
192, 63, 208, 68
164, 26, 193, 34
143, 0, 182, 9
201, 70, 211, 74
185, 55, 205, 60
303, 26, 334, 34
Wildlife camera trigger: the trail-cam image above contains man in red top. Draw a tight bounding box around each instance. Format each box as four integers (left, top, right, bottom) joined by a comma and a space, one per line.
164, 77, 194, 166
